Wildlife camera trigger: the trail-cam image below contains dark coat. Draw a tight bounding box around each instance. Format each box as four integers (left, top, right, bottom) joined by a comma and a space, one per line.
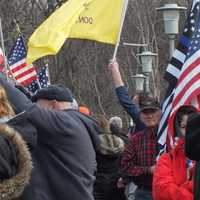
0, 124, 32, 200
7, 112, 38, 151
9, 106, 100, 200
25, 106, 100, 200
94, 133, 125, 200
7, 112, 38, 200
185, 113, 200, 200
0, 78, 100, 200
194, 162, 200, 200
185, 113, 200, 161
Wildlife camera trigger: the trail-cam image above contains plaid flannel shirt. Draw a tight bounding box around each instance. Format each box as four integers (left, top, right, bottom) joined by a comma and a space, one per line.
121, 127, 157, 188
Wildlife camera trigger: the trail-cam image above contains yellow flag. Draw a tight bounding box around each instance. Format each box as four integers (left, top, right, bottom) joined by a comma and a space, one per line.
27, 0, 94, 64
27, 0, 124, 64
69, 0, 124, 44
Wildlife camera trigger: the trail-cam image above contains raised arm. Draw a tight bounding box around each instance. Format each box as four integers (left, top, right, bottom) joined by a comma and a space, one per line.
0, 78, 32, 113
108, 59, 124, 88
26, 104, 67, 136
108, 60, 145, 131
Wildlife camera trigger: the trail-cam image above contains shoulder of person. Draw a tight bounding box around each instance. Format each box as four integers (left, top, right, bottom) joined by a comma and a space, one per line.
130, 129, 146, 139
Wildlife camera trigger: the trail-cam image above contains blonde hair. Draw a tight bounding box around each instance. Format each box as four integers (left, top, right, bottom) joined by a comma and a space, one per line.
0, 86, 15, 117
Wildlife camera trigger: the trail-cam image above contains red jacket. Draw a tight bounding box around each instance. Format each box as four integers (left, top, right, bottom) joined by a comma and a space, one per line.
153, 139, 194, 200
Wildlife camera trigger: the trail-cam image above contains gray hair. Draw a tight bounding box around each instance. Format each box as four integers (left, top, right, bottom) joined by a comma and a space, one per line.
71, 98, 79, 110
109, 116, 122, 129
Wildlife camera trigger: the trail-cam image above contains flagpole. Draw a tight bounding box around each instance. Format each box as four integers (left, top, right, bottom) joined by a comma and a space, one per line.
112, 0, 129, 60
14, 20, 42, 89
0, 17, 9, 80
36, 79, 42, 89
45, 62, 51, 85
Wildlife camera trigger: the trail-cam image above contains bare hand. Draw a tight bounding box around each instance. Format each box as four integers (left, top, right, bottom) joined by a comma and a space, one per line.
108, 59, 119, 72
117, 177, 125, 188
132, 95, 140, 105
149, 165, 156, 174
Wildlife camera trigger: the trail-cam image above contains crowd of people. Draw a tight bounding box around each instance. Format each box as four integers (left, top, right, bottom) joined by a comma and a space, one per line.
0, 59, 199, 200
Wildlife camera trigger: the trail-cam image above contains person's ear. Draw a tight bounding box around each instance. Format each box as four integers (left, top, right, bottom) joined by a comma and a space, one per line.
52, 100, 58, 109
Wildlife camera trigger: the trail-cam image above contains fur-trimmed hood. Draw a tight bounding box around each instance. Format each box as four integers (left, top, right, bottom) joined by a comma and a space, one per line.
0, 125, 32, 200
99, 133, 125, 155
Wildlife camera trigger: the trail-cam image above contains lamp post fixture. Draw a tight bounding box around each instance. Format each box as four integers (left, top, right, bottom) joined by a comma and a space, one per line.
156, 3, 186, 58
136, 51, 157, 93
131, 74, 146, 93
136, 51, 158, 74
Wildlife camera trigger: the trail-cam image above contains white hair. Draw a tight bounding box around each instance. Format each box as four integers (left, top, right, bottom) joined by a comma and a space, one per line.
71, 98, 79, 110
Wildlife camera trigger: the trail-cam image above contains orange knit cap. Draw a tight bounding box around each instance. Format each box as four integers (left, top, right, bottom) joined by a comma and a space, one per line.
79, 106, 91, 116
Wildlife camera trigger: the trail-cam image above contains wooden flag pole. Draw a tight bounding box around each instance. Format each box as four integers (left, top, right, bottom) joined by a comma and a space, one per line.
112, 0, 129, 60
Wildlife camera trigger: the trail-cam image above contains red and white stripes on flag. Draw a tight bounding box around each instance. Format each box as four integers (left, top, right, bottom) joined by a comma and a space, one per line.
8, 35, 37, 86
168, 50, 200, 134
9, 59, 37, 85
157, 0, 200, 156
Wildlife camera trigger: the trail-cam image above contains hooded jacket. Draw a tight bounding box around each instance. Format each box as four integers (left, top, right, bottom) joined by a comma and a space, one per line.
95, 132, 125, 186
153, 106, 196, 200
0, 125, 32, 200
153, 139, 193, 200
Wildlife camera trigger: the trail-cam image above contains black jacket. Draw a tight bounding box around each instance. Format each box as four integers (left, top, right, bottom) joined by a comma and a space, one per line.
185, 113, 200, 200
185, 113, 200, 161
0, 124, 32, 200
26, 106, 100, 200
0, 79, 100, 200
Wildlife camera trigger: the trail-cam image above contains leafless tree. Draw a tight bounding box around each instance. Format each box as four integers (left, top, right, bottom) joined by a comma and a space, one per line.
0, 0, 190, 123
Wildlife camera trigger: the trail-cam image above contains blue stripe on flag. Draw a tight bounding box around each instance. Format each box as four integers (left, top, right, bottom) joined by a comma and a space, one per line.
180, 35, 190, 48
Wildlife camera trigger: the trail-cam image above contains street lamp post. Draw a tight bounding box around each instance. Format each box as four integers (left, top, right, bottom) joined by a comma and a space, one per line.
131, 74, 146, 93
156, 4, 186, 58
136, 51, 157, 94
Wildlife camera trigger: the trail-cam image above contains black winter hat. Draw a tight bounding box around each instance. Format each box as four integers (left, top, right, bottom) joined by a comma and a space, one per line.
32, 84, 73, 102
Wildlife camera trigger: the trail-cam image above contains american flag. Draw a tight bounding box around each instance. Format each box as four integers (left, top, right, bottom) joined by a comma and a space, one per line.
157, 0, 200, 156
8, 35, 37, 86
27, 66, 50, 93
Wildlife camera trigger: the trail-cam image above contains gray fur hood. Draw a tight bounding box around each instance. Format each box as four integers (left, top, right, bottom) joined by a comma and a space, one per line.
0, 125, 32, 200
99, 133, 125, 155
